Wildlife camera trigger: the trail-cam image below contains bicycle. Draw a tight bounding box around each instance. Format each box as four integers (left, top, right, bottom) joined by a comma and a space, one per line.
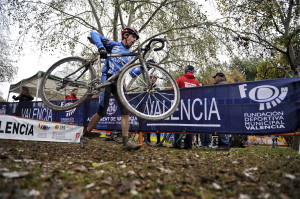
39, 37, 180, 121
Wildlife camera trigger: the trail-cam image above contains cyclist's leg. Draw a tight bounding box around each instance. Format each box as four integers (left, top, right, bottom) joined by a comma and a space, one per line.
87, 113, 101, 133
87, 86, 112, 132
111, 81, 141, 150
80, 85, 111, 148
121, 115, 129, 138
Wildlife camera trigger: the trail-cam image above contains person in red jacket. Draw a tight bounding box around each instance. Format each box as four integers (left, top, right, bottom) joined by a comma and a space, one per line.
173, 65, 201, 149
66, 88, 78, 100
176, 65, 201, 88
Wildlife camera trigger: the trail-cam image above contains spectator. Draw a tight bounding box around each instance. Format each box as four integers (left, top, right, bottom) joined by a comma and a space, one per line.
173, 65, 201, 149
146, 74, 162, 145
212, 72, 231, 151
196, 81, 212, 149
12, 86, 34, 117
12, 86, 34, 102
66, 88, 78, 100
200, 133, 212, 148
194, 134, 200, 148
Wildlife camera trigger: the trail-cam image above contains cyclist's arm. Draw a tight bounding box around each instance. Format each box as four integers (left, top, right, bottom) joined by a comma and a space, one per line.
90, 31, 119, 51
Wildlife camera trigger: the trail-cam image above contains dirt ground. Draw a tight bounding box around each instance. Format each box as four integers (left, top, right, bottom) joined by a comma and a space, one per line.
0, 137, 299, 199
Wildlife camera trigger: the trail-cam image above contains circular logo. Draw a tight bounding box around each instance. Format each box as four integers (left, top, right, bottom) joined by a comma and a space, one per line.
249, 85, 279, 102
107, 99, 117, 115
55, 125, 59, 130
76, 133, 80, 138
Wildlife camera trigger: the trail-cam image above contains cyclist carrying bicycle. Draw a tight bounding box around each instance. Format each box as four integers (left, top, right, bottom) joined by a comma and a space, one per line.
80, 27, 142, 151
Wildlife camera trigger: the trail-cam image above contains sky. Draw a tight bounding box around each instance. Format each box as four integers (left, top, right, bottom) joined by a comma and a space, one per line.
0, 0, 223, 101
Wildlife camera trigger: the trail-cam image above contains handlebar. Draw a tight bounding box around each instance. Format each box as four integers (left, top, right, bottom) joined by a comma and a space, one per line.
143, 37, 169, 52
94, 36, 169, 58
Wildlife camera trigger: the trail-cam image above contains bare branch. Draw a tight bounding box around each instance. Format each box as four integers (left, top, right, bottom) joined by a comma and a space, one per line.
139, 0, 168, 32
87, 0, 103, 34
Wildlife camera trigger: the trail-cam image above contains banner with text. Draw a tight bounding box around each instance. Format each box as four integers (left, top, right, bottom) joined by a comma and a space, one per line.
1, 77, 299, 135
0, 115, 83, 143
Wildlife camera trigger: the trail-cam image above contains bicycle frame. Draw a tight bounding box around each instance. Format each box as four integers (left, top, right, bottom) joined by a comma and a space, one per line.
40, 36, 180, 121
59, 37, 168, 94
74, 47, 154, 95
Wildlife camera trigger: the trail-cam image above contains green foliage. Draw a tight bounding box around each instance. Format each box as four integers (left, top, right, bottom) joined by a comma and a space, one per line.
216, 0, 300, 76
2, 0, 224, 75
0, 1, 18, 82
226, 56, 260, 81
227, 68, 246, 83
0, 94, 6, 102
256, 58, 292, 80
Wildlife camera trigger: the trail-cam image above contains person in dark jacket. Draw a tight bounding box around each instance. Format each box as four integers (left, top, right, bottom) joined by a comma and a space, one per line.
146, 74, 162, 145
212, 72, 231, 151
173, 65, 201, 149
12, 86, 34, 102
12, 86, 34, 117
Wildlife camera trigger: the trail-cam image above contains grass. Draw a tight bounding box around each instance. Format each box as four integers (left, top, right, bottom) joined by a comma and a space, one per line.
0, 138, 299, 198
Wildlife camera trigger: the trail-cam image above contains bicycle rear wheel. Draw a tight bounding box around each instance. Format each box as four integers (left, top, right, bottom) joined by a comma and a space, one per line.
117, 62, 180, 121
40, 57, 95, 111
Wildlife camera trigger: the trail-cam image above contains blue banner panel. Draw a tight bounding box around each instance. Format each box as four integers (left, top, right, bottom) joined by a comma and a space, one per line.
1, 77, 299, 135
143, 78, 300, 135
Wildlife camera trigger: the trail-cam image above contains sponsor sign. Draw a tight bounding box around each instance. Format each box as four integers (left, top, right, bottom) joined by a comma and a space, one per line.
0, 115, 83, 143
143, 78, 300, 134
1, 77, 299, 135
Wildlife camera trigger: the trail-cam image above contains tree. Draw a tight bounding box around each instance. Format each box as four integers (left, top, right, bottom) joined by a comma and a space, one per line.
216, 0, 300, 77
227, 56, 259, 81
0, 1, 18, 82
256, 55, 292, 80
0, 93, 5, 102
4, 0, 224, 76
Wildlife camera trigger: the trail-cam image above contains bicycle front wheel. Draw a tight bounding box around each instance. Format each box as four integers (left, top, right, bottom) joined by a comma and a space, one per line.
117, 62, 180, 121
40, 57, 95, 111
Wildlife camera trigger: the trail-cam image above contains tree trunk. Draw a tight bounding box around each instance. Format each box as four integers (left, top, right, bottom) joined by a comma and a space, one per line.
292, 127, 300, 151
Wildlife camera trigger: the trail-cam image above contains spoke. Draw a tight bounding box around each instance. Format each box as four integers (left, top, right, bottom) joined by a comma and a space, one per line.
155, 86, 172, 90
143, 93, 153, 115
135, 74, 149, 87
153, 91, 175, 103
126, 91, 147, 103
134, 92, 149, 110
126, 87, 140, 92
150, 92, 171, 111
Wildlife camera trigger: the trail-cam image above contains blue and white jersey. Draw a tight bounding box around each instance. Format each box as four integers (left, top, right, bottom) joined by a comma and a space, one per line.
90, 31, 134, 80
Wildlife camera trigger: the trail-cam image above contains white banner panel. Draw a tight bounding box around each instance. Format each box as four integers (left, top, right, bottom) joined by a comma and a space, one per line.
0, 115, 83, 143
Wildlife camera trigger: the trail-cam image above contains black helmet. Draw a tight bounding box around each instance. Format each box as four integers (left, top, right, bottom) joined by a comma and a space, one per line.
185, 65, 195, 73
121, 27, 139, 40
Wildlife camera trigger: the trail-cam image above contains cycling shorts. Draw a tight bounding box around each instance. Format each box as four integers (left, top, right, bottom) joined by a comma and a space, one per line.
98, 77, 129, 117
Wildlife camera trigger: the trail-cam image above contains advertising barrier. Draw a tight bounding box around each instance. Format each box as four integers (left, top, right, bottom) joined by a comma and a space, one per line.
0, 115, 83, 143
1, 77, 299, 135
